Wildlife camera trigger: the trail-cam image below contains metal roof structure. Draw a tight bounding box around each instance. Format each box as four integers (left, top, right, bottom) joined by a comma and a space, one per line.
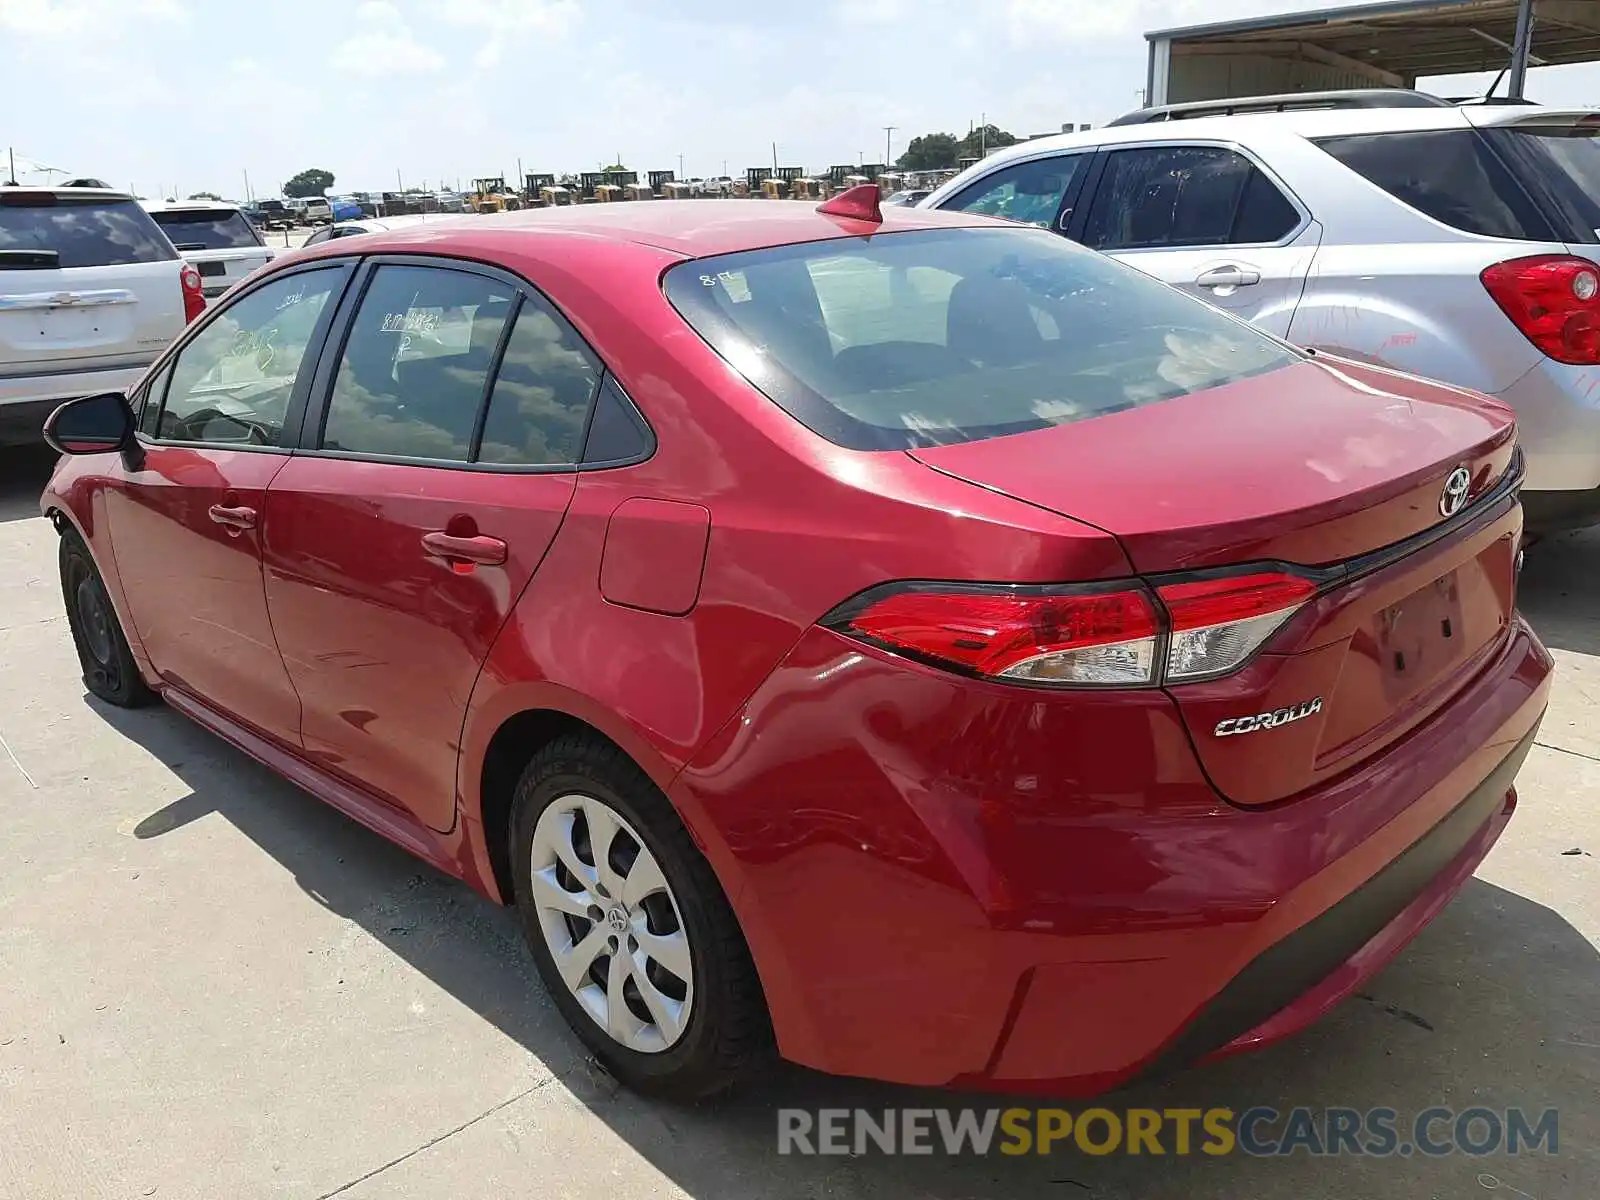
1147, 0, 1594, 100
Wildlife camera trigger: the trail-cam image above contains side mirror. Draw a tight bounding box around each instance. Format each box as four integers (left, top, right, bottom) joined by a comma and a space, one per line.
42, 392, 135, 456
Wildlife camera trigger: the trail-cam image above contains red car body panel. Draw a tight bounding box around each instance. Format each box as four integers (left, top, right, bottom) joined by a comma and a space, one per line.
39, 201, 1553, 1095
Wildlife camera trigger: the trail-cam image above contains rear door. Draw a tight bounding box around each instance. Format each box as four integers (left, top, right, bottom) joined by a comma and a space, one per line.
1072, 143, 1320, 337
0, 191, 184, 378
263, 258, 604, 832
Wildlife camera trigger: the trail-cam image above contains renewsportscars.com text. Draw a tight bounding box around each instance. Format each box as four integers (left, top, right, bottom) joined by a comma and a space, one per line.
776, 1106, 1559, 1158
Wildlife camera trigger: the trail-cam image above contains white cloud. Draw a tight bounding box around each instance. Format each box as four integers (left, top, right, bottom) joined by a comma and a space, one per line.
0, 0, 184, 35
437, 0, 579, 70
332, 0, 444, 76
836, 0, 911, 23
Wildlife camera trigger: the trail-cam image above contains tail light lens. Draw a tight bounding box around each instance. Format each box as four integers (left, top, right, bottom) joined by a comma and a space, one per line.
827, 570, 1317, 689
179, 262, 206, 323
1481, 254, 1600, 364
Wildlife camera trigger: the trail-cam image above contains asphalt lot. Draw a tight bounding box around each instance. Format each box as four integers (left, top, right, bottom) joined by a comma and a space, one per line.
0, 441, 1595, 1199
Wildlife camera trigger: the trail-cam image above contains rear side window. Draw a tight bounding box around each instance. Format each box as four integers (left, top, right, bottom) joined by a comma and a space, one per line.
664, 226, 1298, 451
1316, 130, 1553, 241
0, 194, 178, 269
322, 265, 515, 461
1080, 146, 1299, 250
477, 298, 603, 465
149, 209, 263, 251
1481, 125, 1600, 244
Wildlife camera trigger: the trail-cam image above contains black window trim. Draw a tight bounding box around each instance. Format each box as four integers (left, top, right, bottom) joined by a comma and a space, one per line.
132, 258, 358, 455
293, 251, 656, 475
939, 150, 1093, 234
1072, 138, 1312, 252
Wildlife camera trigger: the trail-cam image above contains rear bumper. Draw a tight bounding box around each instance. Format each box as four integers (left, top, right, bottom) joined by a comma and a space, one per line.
0, 361, 155, 443
676, 616, 1552, 1093
1495, 357, 1600, 499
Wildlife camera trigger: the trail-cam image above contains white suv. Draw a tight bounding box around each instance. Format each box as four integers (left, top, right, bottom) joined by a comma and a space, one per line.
143, 201, 275, 299
921, 95, 1600, 533
1, 187, 203, 444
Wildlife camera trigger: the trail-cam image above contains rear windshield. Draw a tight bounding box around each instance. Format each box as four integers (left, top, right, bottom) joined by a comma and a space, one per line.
1480, 124, 1600, 244
0, 194, 179, 268
149, 208, 263, 250
663, 226, 1298, 450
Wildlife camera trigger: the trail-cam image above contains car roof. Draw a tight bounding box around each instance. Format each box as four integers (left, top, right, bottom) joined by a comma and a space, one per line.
319, 199, 997, 260
143, 200, 244, 213
2, 185, 134, 202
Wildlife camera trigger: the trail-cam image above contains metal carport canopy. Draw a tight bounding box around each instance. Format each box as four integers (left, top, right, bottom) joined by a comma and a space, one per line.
1146, 0, 1599, 104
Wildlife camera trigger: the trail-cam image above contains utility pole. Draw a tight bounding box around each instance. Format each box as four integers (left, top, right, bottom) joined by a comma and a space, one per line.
883, 125, 896, 167
1508, 0, 1534, 99
242, 167, 252, 201
396, 168, 403, 192
980, 111, 987, 158
678, 152, 684, 179
6, 146, 15, 186
772, 142, 778, 172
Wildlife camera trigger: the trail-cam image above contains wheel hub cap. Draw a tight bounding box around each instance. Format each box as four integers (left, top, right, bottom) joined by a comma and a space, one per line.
528, 794, 694, 1053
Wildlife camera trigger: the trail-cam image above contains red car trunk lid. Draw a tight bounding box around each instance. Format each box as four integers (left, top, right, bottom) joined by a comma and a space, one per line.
912, 356, 1522, 805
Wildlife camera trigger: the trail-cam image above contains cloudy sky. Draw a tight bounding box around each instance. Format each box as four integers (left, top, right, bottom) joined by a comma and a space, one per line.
2, 0, 1597, 199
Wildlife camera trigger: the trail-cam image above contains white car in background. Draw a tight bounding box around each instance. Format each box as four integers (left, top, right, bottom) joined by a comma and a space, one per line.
300, 213, 473, 246
143, 201, 274, 299
921, 91, 1600, 534
2, 186, 203, 444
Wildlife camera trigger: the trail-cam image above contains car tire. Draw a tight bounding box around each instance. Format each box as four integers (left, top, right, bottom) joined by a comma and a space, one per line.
510, 734, 771, 1099
59, 529, 156, 708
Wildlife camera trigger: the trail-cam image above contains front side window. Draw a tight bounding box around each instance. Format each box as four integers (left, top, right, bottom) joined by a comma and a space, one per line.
321, 265, 515, 461
940, 156, 1082, 228
1080, 146, 1297, 250
665, 226, 1298, 451
153, 268, 341, 445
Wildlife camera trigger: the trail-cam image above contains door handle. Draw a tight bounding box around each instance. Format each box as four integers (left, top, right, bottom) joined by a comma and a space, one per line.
421, 531, 508, 567
208, 504, 257, 531
1196, 265, 1262, 290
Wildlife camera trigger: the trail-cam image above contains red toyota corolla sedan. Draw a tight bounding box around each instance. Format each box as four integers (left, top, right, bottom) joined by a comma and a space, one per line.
39, 190, 1551, 1100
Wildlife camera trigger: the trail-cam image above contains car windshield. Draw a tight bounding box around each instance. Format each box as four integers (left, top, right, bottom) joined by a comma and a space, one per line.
0, 194, 178, 269
664, 226, 1298, 450
149, 209, 263, 250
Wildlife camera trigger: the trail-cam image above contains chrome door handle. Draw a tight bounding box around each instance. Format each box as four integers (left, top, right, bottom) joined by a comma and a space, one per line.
1196, 266, 1262, 289
208, 504, 257, 531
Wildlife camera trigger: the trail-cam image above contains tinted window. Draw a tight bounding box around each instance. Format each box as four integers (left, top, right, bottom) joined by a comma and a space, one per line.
149, 209, 263, 250
155, 269, 341, 445
0, 195, 178, 268
477, 298, 602, 465
322, 265, 514, 461
137, 363, 173, 436
1317, 130, 1551, 241
1081, 146, 1293, 250
941, 156, 1082, 228
1482, 125, 1600, 244
665, 226, 1298, 451
582, 376, 654, 463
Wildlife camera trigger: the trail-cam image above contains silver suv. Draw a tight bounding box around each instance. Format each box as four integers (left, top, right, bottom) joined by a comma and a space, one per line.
2, 187, 202, 444
921, 97, 1600, 534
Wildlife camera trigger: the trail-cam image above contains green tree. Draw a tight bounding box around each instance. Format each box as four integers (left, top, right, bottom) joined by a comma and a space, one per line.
283, 168, 335, 198
958, 125, 1018, 159
896, 132, 961, 171
602, 162, 630, 174
186, 191, 222, 201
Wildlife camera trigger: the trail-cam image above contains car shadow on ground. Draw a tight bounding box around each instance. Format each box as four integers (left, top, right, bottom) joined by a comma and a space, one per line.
0, 444, 56, 525
96, 691, 1597, 1200
1519, 527, 1600, 658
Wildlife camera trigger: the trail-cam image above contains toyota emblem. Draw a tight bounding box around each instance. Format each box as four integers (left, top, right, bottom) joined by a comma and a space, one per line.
1439, 466, 1472, 518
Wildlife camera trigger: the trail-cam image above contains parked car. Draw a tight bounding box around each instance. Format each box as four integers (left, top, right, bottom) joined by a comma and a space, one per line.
1, 186, 204, 444
39, 197, 1550, 1101
883, 188, 931, 206
302, 197, 333, 226
922, 93, 1600, 534
253, 200, 294, 231
143, 201, 274, 299
300, 213, 470, 246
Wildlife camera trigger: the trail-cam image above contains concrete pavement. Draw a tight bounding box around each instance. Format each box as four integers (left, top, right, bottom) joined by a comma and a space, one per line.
0, 442, 1594, 1199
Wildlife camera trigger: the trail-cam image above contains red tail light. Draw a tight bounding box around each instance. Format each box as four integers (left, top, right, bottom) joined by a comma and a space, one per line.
179, 262, 206, 323
1481, 254, 1600, 364
828, 570, 1318, 688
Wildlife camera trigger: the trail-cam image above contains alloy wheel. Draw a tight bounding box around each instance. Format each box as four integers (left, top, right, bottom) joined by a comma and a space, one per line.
528, 793, 694, 1053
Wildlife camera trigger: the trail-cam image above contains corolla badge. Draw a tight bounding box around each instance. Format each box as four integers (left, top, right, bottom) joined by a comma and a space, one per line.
1439, 466, 1472, 518
1215, 698, 1323, 738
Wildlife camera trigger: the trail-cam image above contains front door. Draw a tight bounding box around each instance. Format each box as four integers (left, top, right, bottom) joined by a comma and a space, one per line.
1075, 144, 1320, 338
106, 264, 350, 746
263, 261, 604, 831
